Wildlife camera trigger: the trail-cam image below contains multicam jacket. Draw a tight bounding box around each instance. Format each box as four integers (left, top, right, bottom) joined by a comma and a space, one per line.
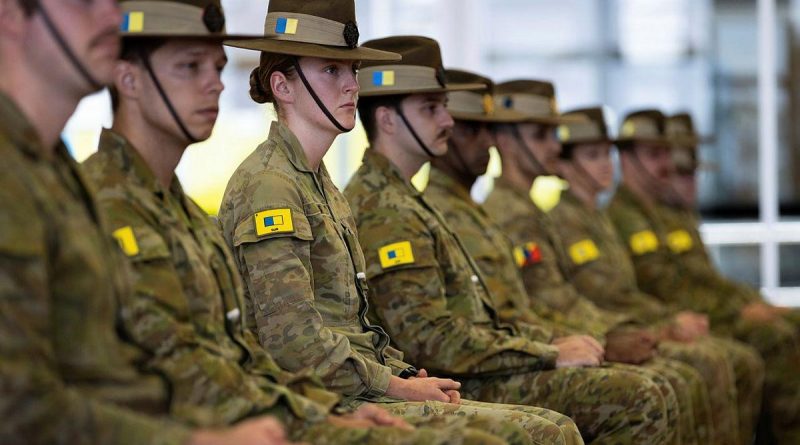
548, 189, 674, 324
0, 94, 190, 445
218, 122, 411, 402
83, 129, 335, 428
424, 169, 570, 337
607, 185, 742, 325
654, 202, 759, 307
484, 179, 630, 339
345, 150, 560, 378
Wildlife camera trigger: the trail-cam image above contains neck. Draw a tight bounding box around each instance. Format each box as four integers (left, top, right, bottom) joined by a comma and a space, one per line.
284, 114, 338, 172
373, 136, 428, 181
0, 63, 85, 151
113, 108, 186, 189
431, 158, 476, 191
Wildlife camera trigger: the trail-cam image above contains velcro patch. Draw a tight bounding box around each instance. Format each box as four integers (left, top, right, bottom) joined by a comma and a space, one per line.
255, 209, 294, 236
568, 239, 600, 265
112, 226, 140, 257
513, 242, 542, 268
629, 230, 659, 256
667, 230, 694, 254
379, 241, 415, 269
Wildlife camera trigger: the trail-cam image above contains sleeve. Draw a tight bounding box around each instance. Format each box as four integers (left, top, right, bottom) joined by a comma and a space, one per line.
0, 181, 191, 445
99, 198, 322, 427
228, 173, 391, 399
357, 205, 559, 378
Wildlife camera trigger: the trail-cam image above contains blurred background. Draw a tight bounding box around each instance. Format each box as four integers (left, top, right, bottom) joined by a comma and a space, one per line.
63, 0, 800, 303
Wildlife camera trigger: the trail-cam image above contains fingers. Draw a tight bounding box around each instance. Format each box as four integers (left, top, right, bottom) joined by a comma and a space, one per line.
445, 389, 461, 404
581, 335, 605, 356
416, 368, 428, 378
433, 377, 461, 391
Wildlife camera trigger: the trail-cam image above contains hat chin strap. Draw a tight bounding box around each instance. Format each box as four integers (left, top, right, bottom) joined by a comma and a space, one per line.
510, 125, 549, 178
139, 51, 200, 144
292, 59, 354, 133
38, 3, 102, 91
567, 155, 605, 195
394, 104, 437, 158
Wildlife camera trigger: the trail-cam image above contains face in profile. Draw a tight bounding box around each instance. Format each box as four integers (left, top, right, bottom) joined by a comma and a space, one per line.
398, 92, 454, 157
570, 142, 614, 191
517, 122, 561, 175
289, 57, 360, 133
449, 120, 493, 177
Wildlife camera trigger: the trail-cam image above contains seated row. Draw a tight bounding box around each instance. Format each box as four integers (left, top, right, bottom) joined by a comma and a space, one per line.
4, 0, 800, 444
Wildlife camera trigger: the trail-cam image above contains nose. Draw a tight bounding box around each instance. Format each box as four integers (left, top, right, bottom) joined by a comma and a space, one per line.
439, 108, 455, 129
99, 0, 123, 29
343, 70, 359, 95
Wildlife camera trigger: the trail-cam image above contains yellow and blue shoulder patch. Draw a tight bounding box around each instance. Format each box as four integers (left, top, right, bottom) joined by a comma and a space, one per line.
629, 230, 659, 256
379, 241, 415, 269
112, 226, 139, 257
667, 230, 694, 254
568, 239, 600, 265
513, 242, 542, 268
255, 208, 294, 236
121, 11, 144, 32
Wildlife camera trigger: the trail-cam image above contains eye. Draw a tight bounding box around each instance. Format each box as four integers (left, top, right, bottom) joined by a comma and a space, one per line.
324, 65, 340, 75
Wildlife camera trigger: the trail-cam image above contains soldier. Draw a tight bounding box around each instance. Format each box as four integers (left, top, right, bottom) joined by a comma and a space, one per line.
345, 37, 676, 444
80, 1, 490, 444
0, 0, 297, 443
608, 109, 800, 444
662, 113, 800, 330
217, 2, 583, 445
427, 71, 717, 445
551, 106, 766, 444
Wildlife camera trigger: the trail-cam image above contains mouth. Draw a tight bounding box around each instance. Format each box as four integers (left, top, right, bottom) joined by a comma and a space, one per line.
197, 107, 219, 121
339, 102, 356, 111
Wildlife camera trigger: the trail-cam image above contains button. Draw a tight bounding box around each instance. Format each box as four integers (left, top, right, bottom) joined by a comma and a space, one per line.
470, 275, 479, 283
356, 272, 366, 280
226, 308, 241, 322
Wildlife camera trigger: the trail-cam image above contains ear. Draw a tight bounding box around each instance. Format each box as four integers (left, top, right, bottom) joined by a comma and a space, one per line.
0, 0, 25, 41
113, 60, 141, 103
374, 105, 397, 136
270, 70, 294, 106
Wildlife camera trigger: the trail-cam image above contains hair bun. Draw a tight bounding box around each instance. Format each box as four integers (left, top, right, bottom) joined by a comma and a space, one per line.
249, 66, 271, 104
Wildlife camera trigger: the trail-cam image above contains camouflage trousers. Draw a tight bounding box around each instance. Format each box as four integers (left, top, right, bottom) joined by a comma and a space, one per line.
641, 357, 712, 445
378, 399, 583, 445
659, 338, 744, 445
457, 364, 673, 445
725, 316, 800, 445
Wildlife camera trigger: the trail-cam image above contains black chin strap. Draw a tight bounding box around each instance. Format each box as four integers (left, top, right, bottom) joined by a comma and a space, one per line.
139, 51, 200, 144
292, 58, 354, 133
38, 3, 102, 91
394, 104, 438, 158
510, 124, 549, 176
567, 155, 605, 194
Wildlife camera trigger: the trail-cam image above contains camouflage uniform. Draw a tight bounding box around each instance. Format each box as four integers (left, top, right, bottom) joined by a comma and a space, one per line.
345, 150, 675, 445
426, 170, 711, 445
218, 122, 582, 445
608, 184, 800, 444
548, 188, 764, 444
0, 94, 194, 444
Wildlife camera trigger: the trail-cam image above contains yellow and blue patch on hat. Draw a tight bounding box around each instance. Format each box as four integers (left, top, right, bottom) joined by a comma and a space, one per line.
372, 70, 395, 87
379, 241, 414, 269
121, 11, 145, 32
255, 208, 294, 236
275, 17, 299, 35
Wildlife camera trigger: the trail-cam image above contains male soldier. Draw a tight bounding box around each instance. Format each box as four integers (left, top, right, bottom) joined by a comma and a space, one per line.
346, 36, 676, 445
661, 113, 800, 330
428, 72, 721, 445
217, 3, 583, 444
607, 109, 800, 444
549, 107, 766, 444
80, 2, 497, 444
0, 0, 297, 443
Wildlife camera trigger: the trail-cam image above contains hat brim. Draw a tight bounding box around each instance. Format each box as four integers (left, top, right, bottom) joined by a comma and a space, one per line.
123, 33, 260, 41
224, 38, 400, 62
562, 137, 617, 146
450, 108, 529, 123
522, 114, 585, 125
616, 136, 673, 147
360, 82, 485, 97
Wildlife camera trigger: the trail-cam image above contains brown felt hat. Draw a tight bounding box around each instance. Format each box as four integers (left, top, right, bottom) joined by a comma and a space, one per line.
493, 80, 581, 125
120, 0, 255, 40
445, 69, 528, 123
357, 36, 484, 97
666, 112, 708, 148
558, 107, 615, 146
223, 0, 399, 61
617, 109, 671, 146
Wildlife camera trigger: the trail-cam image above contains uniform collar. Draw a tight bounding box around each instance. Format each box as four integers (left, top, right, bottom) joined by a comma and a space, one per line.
361, 148, 421, 196
0, 92, 51, 161
428, 167, 474, 204
97, 128, 186, 200
272, 121, 316, 174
